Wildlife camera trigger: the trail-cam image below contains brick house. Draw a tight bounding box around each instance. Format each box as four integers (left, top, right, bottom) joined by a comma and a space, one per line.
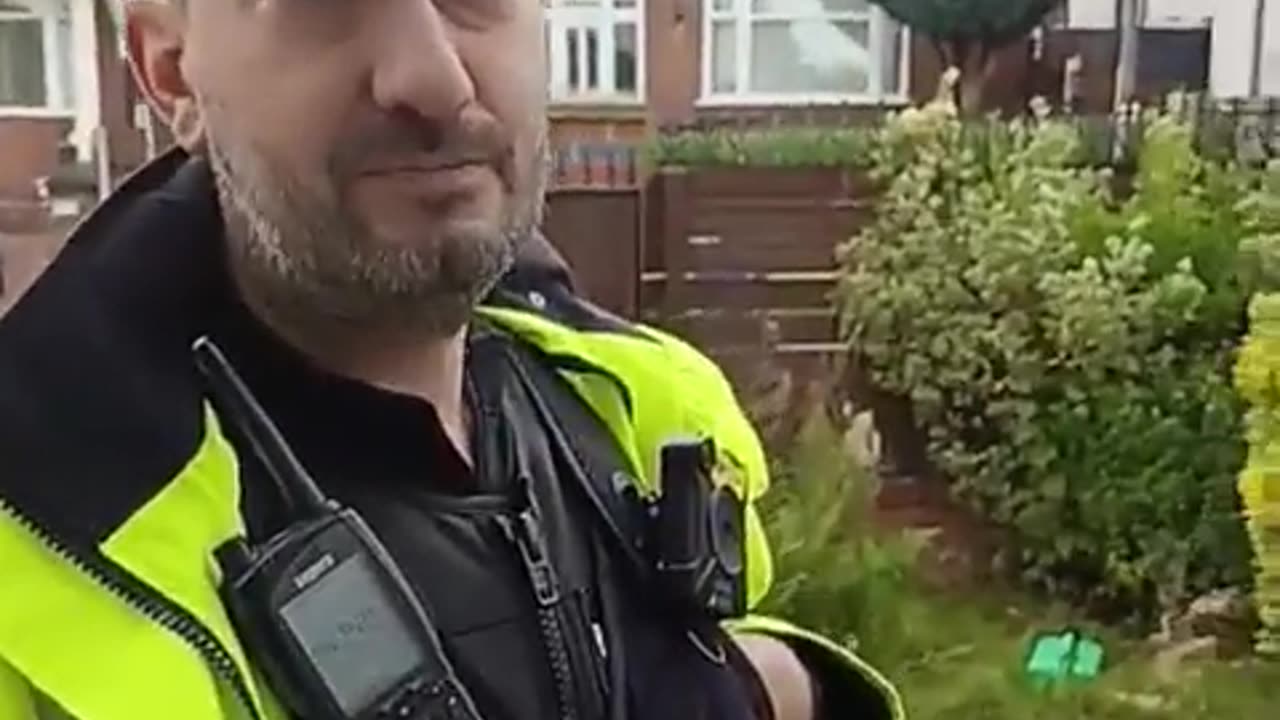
0, 0, 158, 309
1, 0, 102, 229
546, 0, 1044, 142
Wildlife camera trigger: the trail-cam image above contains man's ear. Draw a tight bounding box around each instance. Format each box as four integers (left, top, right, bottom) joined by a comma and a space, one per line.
124, 2, 204, 150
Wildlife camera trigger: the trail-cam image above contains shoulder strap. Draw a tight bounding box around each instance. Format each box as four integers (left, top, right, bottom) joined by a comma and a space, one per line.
501, 340, 653, 575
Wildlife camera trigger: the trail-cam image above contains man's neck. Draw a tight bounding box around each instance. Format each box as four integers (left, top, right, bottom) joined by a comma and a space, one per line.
334, 330, 473, 465
235, 289, 473, 465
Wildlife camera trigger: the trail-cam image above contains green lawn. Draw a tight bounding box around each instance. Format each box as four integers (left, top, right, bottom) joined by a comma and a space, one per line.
875, 585, 1279, 719
758, 416, 1279, 719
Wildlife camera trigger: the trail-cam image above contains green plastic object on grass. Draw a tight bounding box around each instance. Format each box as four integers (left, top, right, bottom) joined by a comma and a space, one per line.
1024, 629, 1105, 688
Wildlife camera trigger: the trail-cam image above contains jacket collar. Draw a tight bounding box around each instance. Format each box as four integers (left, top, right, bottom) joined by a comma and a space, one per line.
0, 150, 229, 550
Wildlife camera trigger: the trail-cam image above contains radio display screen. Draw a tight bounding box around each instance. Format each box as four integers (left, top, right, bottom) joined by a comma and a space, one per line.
281, 553, 426, 715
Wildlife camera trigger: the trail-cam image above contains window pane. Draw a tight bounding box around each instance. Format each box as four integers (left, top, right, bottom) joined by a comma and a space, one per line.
543, 18, 552, 93
57, 8, 72, 106
711, 20, 737, 94
713, 0, 733, 11
614, 0, 637, 8
748, 19, 871, 94
0, 19, 46, 107
586, 27, 599, 89
751, 0, 869, 14
566, 27, 580, 89
614, 22, 638, 94
879, 19, 903, 94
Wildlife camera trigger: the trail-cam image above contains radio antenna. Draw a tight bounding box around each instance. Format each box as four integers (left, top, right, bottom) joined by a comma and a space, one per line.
192, 336, 330, 519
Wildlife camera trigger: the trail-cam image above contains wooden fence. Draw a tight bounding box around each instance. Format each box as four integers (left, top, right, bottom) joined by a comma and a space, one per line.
545, 166, 875, 394
543, 186, 642, 319
648, 167, 876, 388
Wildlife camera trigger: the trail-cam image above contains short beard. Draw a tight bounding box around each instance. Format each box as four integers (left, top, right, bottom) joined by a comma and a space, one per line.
207, 116, 547, 341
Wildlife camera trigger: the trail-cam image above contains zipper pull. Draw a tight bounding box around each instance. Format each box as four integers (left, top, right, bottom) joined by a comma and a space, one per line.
591, 622, 609, 661
501, 479, 561, 607
518, 508, 561, 606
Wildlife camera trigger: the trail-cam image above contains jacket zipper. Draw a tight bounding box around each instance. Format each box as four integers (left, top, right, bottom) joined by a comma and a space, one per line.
501, 344, 621, 718
0, 499, 262, 720
498, 486, 579, 720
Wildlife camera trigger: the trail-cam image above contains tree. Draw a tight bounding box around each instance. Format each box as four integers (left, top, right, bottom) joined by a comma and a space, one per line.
869, 0, 1063, 112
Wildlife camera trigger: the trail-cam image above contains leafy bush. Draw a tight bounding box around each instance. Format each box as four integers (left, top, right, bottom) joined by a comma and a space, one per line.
836, 104, 1277, 621
1233, 293, 1280, 654
646, 126, 879, 169
757, 411, 926, 654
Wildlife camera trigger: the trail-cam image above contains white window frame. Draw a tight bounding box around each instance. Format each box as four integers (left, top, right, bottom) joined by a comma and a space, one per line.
545, 0, 645, 104
0, 0, 73, 117
700, 0, 911, 106
1065, 0, 1213, 29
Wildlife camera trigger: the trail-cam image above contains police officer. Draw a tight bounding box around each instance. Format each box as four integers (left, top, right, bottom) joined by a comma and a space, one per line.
0, 1, 903, 719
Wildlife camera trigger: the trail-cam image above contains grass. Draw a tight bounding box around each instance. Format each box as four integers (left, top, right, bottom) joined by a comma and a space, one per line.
757, 413, 1280, 719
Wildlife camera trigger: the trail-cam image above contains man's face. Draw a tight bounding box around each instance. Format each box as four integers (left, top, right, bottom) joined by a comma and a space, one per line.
158, 0, 548, 335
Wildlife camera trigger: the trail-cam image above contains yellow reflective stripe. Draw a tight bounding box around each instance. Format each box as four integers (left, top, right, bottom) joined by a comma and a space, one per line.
726, 614, 906, 720
0, 508, 225, 720
742, 506, 774, 609
100, 406, 266, 719
0, 406, 262, 720
639, 326, 770, 501
561, 370, 646, 483
477, 307, 768, 493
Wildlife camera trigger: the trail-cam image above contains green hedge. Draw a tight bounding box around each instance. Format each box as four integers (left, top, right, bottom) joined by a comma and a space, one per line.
837, 103, 1280, 622
645, 126, 878, 169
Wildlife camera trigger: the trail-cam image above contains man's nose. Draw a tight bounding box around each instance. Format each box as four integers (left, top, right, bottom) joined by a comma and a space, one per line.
369, 2, 475, 122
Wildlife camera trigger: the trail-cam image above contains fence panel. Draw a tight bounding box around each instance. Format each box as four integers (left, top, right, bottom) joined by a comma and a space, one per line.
640, 167, 875, 390
542, 187, 642, 319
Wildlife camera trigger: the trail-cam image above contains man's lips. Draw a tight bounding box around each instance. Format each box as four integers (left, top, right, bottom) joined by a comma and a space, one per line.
358, 162, 495, 198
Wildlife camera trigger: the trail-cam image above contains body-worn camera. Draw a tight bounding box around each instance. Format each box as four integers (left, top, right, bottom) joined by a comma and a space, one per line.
651, 438, 748, 620
500, 346, 747, 623
195, 338, 482, 720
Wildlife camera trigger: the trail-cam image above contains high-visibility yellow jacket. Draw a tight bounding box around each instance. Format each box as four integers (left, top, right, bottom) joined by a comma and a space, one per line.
0, 151, 903, 720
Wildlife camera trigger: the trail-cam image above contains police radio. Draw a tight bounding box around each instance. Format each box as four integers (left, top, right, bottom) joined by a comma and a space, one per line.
652, 438, 748, 620
193, 337, 482, 720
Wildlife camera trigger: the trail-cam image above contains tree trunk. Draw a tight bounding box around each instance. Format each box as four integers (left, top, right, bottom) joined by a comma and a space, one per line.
957, 44, 996, 116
